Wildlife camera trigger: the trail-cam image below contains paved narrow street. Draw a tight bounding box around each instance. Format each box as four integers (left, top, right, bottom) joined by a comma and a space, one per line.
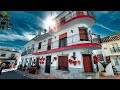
0, 70, 31, 79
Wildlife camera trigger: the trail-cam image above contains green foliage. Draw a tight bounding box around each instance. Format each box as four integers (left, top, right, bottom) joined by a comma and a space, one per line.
100, 62, 108, 69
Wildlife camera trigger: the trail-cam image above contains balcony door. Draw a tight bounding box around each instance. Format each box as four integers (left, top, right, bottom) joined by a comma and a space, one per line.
47, 38, 52, 50
59, 33, 67, 48
79, 28, 88, 41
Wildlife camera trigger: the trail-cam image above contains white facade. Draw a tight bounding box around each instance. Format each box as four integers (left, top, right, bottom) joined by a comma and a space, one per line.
21, 11, 102, 79
0, 49, 21, 69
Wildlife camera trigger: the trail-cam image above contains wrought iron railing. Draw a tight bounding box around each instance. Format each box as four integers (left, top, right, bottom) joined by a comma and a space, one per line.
34, 33, 101, 53
55, 11, 95, 26
110, 47, 120, 53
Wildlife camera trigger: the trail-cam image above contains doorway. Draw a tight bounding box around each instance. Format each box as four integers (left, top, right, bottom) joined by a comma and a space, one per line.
45, 56, 51, 73
82, 54, 93, 72
58, 56, 68, 71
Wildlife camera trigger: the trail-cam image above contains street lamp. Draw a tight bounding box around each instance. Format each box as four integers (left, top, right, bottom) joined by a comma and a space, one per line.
0, 11, 13, 30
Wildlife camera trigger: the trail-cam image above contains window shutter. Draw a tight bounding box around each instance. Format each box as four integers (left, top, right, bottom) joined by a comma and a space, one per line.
59, 33, 67, 39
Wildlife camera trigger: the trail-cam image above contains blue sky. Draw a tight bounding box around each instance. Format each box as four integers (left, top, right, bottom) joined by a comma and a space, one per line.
0, 11, 120, 49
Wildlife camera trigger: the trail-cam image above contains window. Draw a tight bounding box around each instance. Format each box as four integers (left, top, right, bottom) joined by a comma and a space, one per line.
110, 43, 119, 52
11, 54, 15, 59
60, 16, 65, 24
38, 42, 42, 49
114, 58, 119, 66
47, 38, 52, 50
59, 33, 67, 48
32, 44, 34, 49
79, 28, 88, 41
1, 53, 6, 57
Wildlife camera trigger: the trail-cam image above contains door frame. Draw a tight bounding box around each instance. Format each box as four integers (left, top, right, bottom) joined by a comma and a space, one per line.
45, 55, 51, 73
82, 54, 93, 72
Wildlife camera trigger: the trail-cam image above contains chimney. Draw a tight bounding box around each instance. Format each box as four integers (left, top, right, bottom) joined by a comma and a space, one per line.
44, 29, 47, 34
38, 28, 42, 35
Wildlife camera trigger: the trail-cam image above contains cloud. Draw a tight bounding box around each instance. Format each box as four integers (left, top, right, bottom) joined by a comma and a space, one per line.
0, 41, 24, 48
22, 32, 36, 40
96, 23, 119, 33
0, 32, 36, 42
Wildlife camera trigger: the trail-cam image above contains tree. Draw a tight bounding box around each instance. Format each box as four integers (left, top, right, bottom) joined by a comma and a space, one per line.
0, 11, 13, 30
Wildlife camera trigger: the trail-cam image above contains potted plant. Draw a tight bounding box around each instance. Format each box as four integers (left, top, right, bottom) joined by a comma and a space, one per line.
100, 62, 108, 76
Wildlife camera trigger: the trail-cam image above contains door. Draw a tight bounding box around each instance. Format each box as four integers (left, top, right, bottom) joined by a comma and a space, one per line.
59, 33, 67, 48
82, 54, 93, 72
45, 56, 51, 73
36, 58, 39, 65
58, 56, 68, 71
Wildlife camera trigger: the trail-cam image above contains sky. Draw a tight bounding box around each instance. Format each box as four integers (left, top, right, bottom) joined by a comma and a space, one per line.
0, 11, 120, 50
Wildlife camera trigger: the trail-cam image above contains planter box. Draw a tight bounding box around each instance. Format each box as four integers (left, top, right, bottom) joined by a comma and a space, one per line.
100, 72, 108, 76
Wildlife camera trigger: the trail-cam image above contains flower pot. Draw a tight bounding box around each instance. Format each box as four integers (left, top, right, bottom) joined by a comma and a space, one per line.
73, 61, 77, 66
100, 72, 108, 76
78, 60, 80, 65
41, 62, 44, 64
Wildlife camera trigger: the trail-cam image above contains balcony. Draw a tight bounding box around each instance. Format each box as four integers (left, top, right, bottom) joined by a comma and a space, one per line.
52, 11, 95, 29
34, 33, 101, 53
21, 48, 34, 56
110, 47, 120, 53
91, 33, 101, 44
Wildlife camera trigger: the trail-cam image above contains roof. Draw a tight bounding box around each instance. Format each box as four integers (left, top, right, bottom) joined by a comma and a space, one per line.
0, 49, 19, 53
101, 33, 120, 43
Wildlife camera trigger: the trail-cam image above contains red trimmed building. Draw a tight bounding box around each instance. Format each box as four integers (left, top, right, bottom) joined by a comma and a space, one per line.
21, 11, 102, 79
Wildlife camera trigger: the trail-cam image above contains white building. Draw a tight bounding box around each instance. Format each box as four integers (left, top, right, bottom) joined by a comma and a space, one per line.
101, 33, 120, 71
21, 11, 102, 79
0, 46, 21, 69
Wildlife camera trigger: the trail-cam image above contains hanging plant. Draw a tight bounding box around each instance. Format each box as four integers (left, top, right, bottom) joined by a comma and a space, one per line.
71, 56, 76, 60
93, 55, 99, 64
73, 61, 77, 66
43, 58, 45, 61
53, 57, 57, 60
41, 61, 44, 64
78, 60, 80, 65
69, 59, 73, 64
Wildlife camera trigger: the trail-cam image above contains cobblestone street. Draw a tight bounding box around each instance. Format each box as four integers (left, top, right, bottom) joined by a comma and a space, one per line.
15, 70, 59, 79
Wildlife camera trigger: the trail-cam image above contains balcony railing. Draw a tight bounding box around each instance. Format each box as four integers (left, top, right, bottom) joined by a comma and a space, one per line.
91, 34, 101, 44
21, 48, 35, 56
110, 47, 120, 53
33, 33, 101, 53
55, 11, 95, 27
